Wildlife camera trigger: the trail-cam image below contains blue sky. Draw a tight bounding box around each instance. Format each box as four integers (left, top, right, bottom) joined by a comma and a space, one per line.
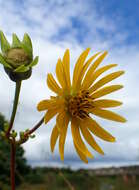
96, 0, 139, 45
53, 0, 139, 46
0, 0, 139, 169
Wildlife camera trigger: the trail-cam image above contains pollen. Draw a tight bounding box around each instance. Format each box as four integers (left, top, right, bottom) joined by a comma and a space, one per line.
68, 90, 93, 119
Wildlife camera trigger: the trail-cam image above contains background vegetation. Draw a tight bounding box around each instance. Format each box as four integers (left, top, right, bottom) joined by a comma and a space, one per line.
0, 113, 139, 190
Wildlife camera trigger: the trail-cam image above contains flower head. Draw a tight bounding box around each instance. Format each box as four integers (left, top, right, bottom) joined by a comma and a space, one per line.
37, 49, 126, 163
0, 31, 39, 82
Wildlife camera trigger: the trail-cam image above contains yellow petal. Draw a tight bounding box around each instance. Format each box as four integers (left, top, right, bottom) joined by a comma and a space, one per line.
56, 58, 66, 89
80, 124, 104, 155
62, 49, 71, 90
37, 98, 65, 111
44, 107, 63, 124
75, 52, 101, 90
93, 64, 118, 80
47, 73, 62, 95
50, 125, 59, 152
72, 48, 90, 90
91, 85, 123, 99
93, 99, 123, 108
87, 64, 117, 91
56, 111, 66, 132
59, 114, 70, 160
85, 118, 116, 142
71, 118, 93, 158
73, 141, 88, 163
91, 107, 126, 123
81, 51, 108, 90
37, 100, 52, 111
90, 71, 125, 93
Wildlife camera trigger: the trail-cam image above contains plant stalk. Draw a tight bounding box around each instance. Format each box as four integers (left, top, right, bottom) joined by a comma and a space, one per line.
25, 116, 44, 136
6, 81, 21, 137
10, 140, 16, 190
7, 81, 21, 190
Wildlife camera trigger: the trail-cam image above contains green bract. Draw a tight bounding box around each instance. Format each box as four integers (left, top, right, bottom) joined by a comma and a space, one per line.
0, 31, 39, 81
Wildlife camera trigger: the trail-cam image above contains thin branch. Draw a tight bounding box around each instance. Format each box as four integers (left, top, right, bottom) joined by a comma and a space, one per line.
25, 117, 44, 136
25, 116, 44, 137
17, 116, 44, 145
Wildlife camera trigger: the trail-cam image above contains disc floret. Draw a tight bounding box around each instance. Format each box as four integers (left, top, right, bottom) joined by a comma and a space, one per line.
68, 90, 93, 119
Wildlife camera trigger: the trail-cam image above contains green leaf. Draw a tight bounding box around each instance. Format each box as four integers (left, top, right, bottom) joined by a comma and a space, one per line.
0, 31, 10, 54
12, 33, 22, 48
14, 64, 29, 72
0, 53, 12, 68
28, 56, 39, 67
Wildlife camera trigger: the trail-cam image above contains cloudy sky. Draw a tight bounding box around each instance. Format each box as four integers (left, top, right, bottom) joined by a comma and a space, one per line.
0, 0, 139, 169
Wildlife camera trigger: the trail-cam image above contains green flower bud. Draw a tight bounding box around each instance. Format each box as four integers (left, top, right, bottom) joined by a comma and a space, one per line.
11, 130, 17, 138
0, 31, 39, 82
20, 131, 25, 140
25, 129, 30, 132
30, 134, 36, 139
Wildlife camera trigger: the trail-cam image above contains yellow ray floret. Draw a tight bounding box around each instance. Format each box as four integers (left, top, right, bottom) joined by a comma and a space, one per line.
37, 49, 126, 163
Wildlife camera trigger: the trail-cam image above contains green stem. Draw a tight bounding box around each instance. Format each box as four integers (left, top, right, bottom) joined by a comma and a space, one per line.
6, 81, 21, 137
10, 139, 16, 190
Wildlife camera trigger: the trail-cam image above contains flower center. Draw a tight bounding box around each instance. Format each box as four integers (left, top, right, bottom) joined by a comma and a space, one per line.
68, 90, 93, 119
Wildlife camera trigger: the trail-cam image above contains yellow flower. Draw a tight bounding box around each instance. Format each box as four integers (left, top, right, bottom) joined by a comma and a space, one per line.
37, 48, 126, 163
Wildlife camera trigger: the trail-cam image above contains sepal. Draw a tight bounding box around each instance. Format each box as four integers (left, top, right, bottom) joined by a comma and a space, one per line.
0, 31, 10, 54
12, 33, 22, 48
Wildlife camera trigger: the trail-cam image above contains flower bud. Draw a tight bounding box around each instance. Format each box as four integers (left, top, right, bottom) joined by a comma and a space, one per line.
30, 134, 36, 139
20, 131, 25, 140
0, 31, 39, 82
11, 130, 17, 138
